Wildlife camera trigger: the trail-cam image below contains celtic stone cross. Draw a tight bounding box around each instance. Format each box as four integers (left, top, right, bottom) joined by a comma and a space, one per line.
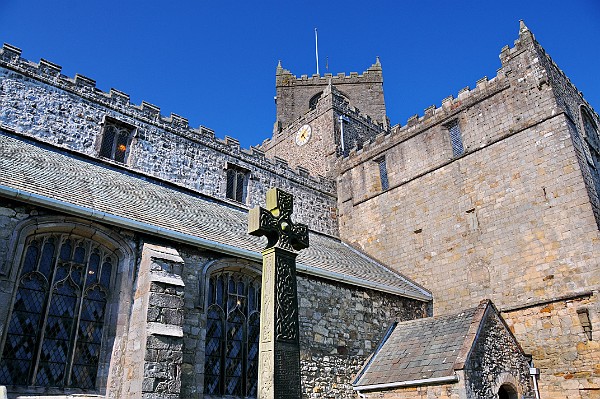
248, 188, 309, 399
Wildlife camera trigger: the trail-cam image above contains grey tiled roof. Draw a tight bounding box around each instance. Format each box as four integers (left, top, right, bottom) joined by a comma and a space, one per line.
354, 303, 486, 388
0, 131, 431, 300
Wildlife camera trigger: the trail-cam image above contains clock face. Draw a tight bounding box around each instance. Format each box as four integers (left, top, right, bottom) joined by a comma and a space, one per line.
295, 124, 312, 146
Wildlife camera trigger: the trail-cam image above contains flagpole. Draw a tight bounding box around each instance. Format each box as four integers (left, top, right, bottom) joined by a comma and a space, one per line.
315, 28, 319, 75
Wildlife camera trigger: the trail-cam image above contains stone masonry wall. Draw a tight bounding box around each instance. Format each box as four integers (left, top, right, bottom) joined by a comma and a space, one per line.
297, 275, 427, 398
338, 115, 598, 311
360, 382, 465, 399
174, 247, 429, 399
464, 309, 533, 398
528, 30, 600, 228
502, 293, 600, 399
263, 87, 386, 178
0, 46, 338, 237
275, 60, 386, 132
336, 28, 600, 399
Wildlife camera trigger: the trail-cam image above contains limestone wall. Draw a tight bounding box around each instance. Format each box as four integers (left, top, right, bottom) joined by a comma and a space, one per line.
335, 27, 600, 398
338, 114, 598, 311
529, 31, 600, 228
274, 61, 387, 131
359, 381, 465, 399
502, 293, 600, 399
175, 247, 428, 399
264, 87, 387, 178
0, 46, 338, 237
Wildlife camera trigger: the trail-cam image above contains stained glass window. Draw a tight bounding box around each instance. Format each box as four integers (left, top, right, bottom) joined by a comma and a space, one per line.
0, 234, 114, 390
99, 119, 134, 163
204, 271, 261, 398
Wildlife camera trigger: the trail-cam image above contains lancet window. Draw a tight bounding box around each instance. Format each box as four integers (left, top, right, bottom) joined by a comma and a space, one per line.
0, 233, 115, 390
446, 119, 464, 157
375, 156, 389, 191
204, 270, 261, 398
309, 91, 323, 110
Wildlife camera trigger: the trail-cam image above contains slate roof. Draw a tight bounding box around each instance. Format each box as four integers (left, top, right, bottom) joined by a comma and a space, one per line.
0, 131, 431, 300
354, 301, 489, 389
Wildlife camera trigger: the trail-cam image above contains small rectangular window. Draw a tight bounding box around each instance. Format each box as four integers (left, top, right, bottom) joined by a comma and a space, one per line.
447, 120, 464, 157
375, 157, 389, 191
577, 308, 593, 341
466, 208, 479, 232
99, 118, 134, 163
226, 165, 248, 203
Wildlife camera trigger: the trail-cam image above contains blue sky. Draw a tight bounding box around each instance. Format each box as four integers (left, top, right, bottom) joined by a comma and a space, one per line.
1, 1, 598, 148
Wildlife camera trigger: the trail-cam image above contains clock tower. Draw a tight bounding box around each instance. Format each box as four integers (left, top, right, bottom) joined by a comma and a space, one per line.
261, 59, 389, 178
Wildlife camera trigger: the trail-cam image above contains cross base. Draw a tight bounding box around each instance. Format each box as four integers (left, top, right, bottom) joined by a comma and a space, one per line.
257, 247, 302, 399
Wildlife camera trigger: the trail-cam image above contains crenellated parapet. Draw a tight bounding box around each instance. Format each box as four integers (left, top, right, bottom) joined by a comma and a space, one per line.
0, 43, 335, 196
274, 58, 387, 134
275, 57, 383, 88
335, 19, 600, 231
338, 21, 585, 163
338, 72, 509, 164
262, 82, 388, 168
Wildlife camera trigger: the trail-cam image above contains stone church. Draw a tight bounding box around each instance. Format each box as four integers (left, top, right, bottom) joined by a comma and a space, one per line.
0, 20, 597, 399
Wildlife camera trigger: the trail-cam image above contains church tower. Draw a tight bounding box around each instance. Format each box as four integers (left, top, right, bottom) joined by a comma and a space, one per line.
261, 60, 390, 177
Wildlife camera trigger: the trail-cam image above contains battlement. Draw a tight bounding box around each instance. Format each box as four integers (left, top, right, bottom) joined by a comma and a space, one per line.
0, 43, 335, 194
338, 72, 509, 162
339, 21, 580, 162
276, 58, 383, 87
262, 83, 387, 152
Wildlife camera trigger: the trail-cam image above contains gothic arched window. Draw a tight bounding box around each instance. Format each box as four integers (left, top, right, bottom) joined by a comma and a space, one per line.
204, 270, 261, 398
0, 233, 115, 390
309, 92, 323, 110
582, 108, 600, 196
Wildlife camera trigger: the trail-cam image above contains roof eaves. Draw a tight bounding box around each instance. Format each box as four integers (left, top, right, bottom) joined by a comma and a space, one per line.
353, 374, 459, 392
0, 184, 431, 301
341, 241, 432, 298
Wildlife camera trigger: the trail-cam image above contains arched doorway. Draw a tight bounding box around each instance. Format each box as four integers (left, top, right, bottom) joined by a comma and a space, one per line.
498, 383, 518, 399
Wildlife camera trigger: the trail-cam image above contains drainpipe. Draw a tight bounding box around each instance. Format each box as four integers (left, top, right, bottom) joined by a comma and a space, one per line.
530, 366, 541, 399
339, 115, 350, 153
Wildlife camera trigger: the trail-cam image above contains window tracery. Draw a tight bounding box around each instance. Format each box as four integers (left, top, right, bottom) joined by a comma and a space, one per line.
0, 233, 115, 390
204, 270, 260, 398
99, 118, 134, 163
226, 164, 249, 203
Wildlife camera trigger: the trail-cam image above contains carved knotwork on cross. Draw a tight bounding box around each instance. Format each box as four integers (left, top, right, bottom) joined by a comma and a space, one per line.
248, 188, 309, 252
248, 187, 307, 399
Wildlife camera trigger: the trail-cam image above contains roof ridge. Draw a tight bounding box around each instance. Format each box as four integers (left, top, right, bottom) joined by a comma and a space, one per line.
453, 299, 491, 370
